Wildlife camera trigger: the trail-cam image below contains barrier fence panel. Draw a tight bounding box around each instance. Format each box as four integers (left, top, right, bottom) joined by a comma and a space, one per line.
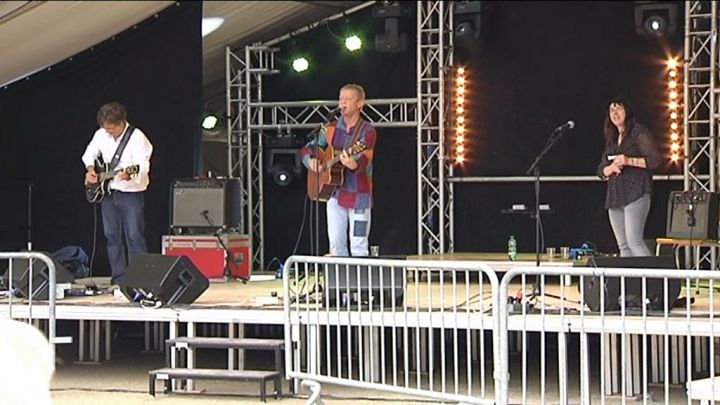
498, 265, 720, 405
283, 256, 501, 404
0, 251, 59, 355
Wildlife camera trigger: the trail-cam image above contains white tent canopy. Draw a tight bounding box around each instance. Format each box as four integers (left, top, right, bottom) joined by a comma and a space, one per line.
0, 1, 364, 89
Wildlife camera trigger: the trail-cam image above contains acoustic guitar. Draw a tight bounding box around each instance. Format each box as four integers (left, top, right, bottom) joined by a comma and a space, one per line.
307, 141, 367, 202
85, 156, 139, 203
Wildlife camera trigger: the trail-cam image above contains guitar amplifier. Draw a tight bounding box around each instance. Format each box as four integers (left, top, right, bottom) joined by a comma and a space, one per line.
171, 178, 241, 231
666, 190, 720, 239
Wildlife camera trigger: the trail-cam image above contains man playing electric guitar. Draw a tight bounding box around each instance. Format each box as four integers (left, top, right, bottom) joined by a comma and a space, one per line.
301, 84, 377, 257
85, 155, 140, 203
81, 102, 153, 285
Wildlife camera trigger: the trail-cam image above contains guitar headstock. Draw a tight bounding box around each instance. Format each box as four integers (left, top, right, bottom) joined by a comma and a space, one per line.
347, 141, 367, 156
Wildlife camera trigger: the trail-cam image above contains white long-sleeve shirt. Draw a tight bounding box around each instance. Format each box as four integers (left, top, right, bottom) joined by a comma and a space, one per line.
81, 122, 153, 192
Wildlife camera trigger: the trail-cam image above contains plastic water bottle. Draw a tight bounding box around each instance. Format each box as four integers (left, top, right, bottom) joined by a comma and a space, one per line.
507, 235, 517, 261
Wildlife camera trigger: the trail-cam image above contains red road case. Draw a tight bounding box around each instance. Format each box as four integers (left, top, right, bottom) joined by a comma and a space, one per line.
161, 234, 251, 281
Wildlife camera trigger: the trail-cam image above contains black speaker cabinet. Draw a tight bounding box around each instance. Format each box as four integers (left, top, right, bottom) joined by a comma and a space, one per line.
581, 255, 681, 312
666, 190, 720, 240
2, 256, 75, 300
119, 254, 209, 306
325, 264, 404, 308
171, 178, 241, 231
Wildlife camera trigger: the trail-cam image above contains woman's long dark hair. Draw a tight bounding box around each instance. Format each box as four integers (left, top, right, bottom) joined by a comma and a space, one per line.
603, 96, 637, 145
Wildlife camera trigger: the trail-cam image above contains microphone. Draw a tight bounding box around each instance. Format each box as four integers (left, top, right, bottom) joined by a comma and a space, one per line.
554, 120, 575, 132
324, 107, 342, 121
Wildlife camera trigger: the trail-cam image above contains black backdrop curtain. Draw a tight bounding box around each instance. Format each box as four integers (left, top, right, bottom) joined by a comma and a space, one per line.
0, 2, 202, 277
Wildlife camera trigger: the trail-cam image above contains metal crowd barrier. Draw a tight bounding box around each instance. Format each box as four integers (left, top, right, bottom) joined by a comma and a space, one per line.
283, 256, 501, 404
0, 251, 59, 355
498, 265, 720, 405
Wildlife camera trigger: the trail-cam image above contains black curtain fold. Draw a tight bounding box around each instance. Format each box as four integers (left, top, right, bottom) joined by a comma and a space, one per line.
0, 2, 203, 276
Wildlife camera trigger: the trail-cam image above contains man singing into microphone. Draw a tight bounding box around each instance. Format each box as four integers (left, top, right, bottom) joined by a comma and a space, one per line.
302, 84, 377, 257
597, 97, 660, 257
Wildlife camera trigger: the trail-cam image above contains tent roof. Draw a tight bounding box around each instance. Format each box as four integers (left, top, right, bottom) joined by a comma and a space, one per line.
0, 1, 366, 89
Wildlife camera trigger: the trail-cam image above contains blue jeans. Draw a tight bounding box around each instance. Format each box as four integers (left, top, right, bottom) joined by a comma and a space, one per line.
326, 197, 371, 257
608, 194, 651, 257
101, 191, 148, 284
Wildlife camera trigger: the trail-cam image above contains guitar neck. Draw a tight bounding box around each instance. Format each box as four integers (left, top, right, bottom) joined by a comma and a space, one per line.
97, 166, 138, 181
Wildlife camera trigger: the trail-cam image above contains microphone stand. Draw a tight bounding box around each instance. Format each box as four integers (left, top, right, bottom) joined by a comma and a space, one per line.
201, 211, 249, 283
525, 125, 569, 297
307, 108, 341, 259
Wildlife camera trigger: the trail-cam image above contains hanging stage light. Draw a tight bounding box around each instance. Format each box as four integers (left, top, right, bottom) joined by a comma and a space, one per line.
345, 35, 362, 52
201, 114, 219, 131
292, 57, 310, 72
634, 2, 678, 39
264, 133, 304, 187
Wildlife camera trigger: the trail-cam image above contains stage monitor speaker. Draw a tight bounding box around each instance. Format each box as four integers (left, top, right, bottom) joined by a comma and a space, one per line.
666, 190, 719, 239
581, 255, 681, 312
2, 256, 75, 300
171, 178, 241, 231
119, 254, 209, 306
325, 264, 404, 308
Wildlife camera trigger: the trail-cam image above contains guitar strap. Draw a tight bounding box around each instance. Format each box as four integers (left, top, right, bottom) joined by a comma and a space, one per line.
107, 123, 136, 170
347, 118, 365, 148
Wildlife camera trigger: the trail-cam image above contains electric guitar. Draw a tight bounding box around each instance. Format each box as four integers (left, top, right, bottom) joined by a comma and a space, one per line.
85, 156, 139, 203
307, 141, 367, 202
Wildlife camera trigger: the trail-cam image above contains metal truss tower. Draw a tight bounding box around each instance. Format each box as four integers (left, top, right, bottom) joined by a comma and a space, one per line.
417, 1, 454, 255
684, 1, 719, 192
683, 2, 719, 269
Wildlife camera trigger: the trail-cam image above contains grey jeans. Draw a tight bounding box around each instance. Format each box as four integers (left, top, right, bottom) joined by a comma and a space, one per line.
608, 193, 652, 257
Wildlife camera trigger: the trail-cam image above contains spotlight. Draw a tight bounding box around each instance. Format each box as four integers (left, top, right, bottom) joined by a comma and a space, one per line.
453, 1, 484, 60
634, 2, 678, 39
345, 35, 362, 51
292, 57, 309, 72
264, 133, 304, 187
272, 165, 294, 187
373, 2, 409, 53
202, 114, 219, 130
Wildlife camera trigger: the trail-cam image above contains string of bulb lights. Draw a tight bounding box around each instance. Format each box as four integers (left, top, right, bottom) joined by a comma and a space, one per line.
454, 67, 467, 164
666, 57, 682, 163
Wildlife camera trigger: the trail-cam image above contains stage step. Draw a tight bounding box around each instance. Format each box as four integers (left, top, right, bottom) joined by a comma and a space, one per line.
165, 337, 284, 372
149, 367, 281, 402
167, 336, 284, 350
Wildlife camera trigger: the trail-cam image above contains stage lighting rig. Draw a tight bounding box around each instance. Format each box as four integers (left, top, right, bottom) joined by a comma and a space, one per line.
454, 1, 484, 60
373, 1, 410, 53
634, 1, 678, 39
264, 131, 304, 187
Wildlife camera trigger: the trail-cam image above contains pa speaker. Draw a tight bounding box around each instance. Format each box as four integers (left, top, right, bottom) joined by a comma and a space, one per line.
171, 178, 241, 231
581, 255, 681, 312
666, 190, 719, 240
325, 264, 404, 308
119, 254, 209, 306
3, 256, 75, 300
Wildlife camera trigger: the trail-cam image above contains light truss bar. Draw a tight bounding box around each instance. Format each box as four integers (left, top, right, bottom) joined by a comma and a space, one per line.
247, 99, 417, 129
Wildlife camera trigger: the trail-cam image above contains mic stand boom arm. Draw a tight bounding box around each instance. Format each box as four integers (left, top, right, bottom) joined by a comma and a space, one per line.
525, 125, 571, 297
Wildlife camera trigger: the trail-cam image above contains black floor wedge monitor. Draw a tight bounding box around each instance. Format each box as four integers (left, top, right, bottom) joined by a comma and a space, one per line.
581, 255, 681, 312
325, 263, 404, 309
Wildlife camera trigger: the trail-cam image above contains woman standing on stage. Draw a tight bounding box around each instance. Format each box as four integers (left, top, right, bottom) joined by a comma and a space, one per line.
597, 97, 661, 257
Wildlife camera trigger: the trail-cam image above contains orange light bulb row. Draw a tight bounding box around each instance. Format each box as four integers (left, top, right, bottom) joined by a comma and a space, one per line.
667, 57, 682, 162
454, 66, 467, 164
